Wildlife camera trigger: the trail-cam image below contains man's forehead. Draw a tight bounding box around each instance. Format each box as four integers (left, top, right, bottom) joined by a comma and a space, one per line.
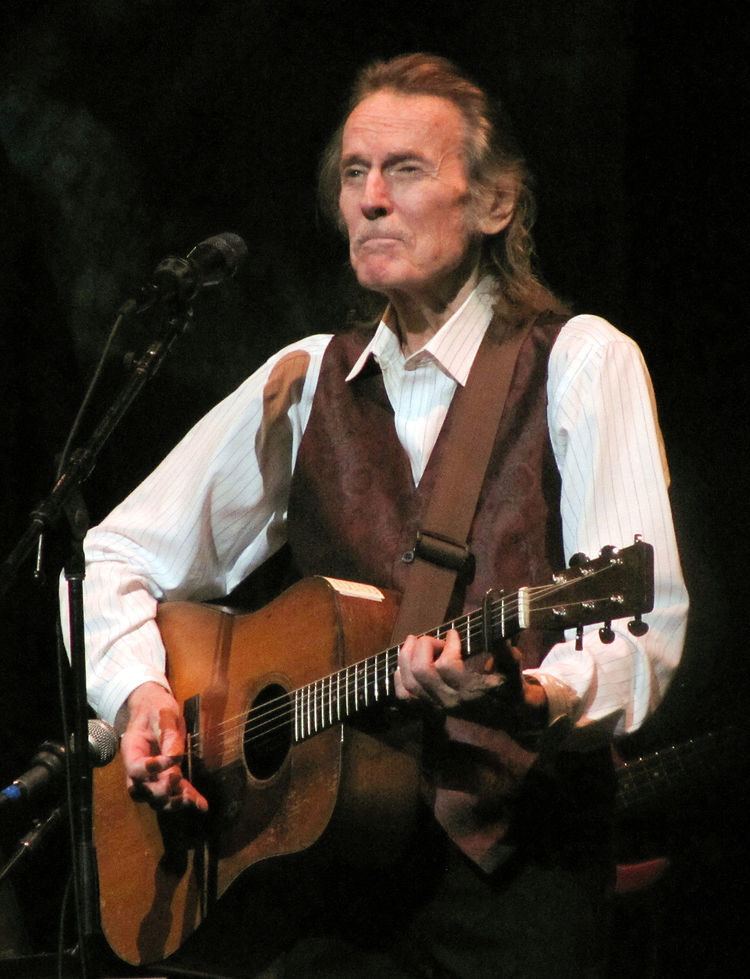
342, 91, 466, 154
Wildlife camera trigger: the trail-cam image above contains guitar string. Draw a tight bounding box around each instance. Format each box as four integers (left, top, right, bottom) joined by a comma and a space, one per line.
190, 594, 626, 759
186, 566, 632, 757
187, 570, 630, 755
185, 578, 569, 754
187, 568, 614, 749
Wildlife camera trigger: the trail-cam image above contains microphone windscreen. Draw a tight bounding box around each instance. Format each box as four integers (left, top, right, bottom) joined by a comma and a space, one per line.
87, 719, 119, 767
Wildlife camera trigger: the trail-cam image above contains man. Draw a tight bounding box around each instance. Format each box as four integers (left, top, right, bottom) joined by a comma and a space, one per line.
65, 54, 687, 976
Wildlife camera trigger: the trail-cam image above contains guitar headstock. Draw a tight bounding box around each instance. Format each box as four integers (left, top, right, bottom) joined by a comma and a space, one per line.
524, 537, 654, 640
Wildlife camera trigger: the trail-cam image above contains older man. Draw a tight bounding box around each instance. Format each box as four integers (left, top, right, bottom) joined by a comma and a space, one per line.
67, 54, 687, 976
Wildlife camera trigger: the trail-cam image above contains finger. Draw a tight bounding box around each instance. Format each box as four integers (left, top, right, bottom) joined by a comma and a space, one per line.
395, 634, 419, 698
127, 767, 176, 804
157, 707, 186, 758
407, 635, 462, 707
180, 780, 210, 812
432, 629, 465, 683
127, 767, 209, 812
397, 634, 439, 696
122, 747, 178, 783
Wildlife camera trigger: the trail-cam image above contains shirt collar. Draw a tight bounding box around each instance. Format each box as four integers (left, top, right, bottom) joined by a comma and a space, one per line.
345, 277, 497, 387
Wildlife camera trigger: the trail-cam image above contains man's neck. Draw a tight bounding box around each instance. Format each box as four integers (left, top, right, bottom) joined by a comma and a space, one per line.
388, 267, 481, 356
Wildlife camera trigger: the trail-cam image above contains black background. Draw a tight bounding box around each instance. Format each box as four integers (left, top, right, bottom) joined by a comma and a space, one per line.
1, 1, 747, 974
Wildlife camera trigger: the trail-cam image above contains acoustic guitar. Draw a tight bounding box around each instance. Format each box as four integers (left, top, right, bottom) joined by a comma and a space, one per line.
92, 539, 654, 965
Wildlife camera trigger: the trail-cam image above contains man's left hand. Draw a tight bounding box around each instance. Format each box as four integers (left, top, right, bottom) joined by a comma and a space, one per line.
395, 630, 548, 724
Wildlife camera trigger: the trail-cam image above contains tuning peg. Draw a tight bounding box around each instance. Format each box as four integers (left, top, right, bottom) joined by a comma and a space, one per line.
599, 622, 615, 644
569, 552, 589, 568
628, 614, 649, 638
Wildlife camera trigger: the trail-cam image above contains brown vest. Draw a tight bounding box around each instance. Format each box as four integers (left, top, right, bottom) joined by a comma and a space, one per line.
287, 314, 566, 870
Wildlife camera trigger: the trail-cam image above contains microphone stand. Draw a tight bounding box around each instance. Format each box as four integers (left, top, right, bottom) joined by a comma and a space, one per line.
0, 805, 65, 886
0, 300, 195, 978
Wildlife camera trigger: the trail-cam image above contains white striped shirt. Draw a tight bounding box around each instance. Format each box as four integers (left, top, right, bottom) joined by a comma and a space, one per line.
66, 282, 688, 732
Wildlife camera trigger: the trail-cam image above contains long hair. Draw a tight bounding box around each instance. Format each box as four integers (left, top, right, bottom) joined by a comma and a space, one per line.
318, 53, 569, 323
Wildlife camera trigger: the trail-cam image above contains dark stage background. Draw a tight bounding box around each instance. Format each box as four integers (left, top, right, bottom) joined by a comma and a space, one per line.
1, 1, 747, 975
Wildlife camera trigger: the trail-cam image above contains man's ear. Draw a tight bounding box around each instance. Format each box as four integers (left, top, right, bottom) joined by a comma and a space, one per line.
476, 178, 516, 236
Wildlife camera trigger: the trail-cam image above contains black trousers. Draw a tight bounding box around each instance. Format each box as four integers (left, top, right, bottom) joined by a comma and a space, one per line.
164, 813, 612, 979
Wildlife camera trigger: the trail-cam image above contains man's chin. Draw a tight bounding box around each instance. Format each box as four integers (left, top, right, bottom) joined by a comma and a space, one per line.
353, 264, 410, 296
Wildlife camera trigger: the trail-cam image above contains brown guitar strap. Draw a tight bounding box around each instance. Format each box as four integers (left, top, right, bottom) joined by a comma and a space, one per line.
390, 316, 534, 644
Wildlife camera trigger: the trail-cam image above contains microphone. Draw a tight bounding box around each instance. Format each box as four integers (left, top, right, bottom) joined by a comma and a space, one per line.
125, 231, 248, 313
0, 719, 118, 812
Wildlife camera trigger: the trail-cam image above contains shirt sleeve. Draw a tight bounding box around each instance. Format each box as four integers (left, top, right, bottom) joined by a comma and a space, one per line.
525, 315, 689, 735
61, 335, 332, 725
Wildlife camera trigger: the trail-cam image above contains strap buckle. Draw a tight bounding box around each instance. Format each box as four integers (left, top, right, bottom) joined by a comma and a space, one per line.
404, 529, 474, 576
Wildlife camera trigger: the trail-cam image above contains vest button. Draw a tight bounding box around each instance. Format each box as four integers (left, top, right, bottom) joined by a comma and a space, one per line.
401, 549, 415, 563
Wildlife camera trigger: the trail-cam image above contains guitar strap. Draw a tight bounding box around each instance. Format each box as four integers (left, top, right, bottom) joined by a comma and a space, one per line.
390, 315, 534, 644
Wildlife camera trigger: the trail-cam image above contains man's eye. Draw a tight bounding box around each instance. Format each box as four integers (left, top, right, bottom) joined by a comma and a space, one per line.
342, 167, 365, 180
393, 164, 422, 177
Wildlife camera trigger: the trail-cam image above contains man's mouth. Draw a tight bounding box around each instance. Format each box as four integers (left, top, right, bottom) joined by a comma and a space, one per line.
355, 233, 403, 248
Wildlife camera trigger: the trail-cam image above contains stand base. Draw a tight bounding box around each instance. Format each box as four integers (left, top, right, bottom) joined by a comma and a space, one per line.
0, 951, 169, 979
0, 950, 244, 978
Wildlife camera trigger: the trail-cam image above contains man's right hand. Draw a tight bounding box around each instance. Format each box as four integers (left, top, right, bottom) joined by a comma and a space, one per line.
118, 681, 209, 813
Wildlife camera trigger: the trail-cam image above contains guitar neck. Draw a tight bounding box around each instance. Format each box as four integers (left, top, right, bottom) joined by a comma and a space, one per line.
291, 539, 653, 744
291, 599, 514, 742
615, 730, 727, 815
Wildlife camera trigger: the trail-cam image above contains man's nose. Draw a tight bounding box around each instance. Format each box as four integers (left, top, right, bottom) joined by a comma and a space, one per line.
361, 170, 392, 220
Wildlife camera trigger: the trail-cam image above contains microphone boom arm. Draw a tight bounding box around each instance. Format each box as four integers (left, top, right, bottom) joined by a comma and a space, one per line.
0, 302, 194, 595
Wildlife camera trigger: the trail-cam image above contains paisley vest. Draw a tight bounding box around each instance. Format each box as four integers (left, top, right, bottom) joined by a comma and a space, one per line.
286, 314, 566, 870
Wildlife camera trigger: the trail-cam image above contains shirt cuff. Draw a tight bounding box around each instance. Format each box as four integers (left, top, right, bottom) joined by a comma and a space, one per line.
523, 671, 579, 726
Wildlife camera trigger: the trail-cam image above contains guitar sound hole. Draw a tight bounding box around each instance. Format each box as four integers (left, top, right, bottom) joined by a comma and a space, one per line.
243, 683, 292, 780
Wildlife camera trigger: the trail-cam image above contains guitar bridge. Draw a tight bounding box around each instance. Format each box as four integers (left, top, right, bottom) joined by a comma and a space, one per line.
183, 694, 201, 783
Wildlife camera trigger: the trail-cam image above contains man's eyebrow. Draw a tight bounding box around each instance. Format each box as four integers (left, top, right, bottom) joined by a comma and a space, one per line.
340, 151, 431, 170
340, 153, 369, 170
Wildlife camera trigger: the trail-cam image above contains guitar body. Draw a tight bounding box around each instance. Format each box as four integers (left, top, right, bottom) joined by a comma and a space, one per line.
93, 577, 419, 966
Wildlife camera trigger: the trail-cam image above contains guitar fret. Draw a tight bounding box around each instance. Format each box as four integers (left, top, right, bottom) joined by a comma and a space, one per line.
364, 660, 369, 707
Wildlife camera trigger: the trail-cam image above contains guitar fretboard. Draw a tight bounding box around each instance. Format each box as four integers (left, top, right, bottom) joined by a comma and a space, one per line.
616, 731, 725, 814
291, 596, 518, 741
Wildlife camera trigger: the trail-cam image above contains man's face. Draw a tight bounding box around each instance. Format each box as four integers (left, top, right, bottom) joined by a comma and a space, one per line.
338, 91, 480, 303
